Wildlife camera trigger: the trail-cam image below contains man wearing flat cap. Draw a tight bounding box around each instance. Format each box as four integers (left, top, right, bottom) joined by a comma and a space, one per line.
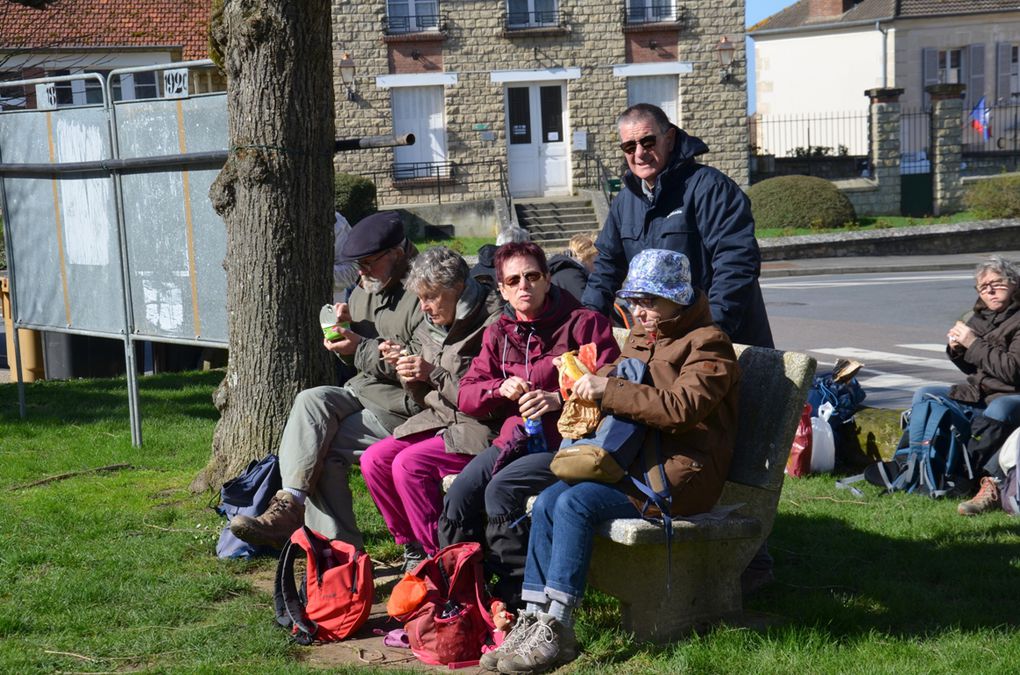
231, 211, 425, 550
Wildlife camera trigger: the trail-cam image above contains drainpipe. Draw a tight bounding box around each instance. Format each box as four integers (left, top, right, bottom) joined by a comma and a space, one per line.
876, 21, 888, 88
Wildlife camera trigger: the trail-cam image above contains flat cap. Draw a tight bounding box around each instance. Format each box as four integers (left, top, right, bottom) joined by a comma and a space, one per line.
340, 211, 406, 262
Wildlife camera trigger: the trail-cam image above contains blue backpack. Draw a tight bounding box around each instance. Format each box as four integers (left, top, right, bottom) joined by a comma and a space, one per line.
888, 394, 975, 497
215, 454, 282, 558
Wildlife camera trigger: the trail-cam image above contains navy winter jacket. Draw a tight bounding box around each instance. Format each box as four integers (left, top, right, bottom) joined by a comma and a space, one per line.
581, 126, 774, 348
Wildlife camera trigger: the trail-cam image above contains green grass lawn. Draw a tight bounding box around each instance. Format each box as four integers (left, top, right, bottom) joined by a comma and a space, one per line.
2, 372, 1019, 673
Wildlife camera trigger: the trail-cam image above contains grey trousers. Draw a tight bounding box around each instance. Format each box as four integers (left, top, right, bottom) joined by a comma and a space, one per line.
278, 384, 391, 549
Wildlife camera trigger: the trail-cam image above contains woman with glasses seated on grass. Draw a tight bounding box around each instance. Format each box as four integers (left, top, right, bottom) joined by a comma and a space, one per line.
911, 256, 1020, 516
438, 241, 620, 611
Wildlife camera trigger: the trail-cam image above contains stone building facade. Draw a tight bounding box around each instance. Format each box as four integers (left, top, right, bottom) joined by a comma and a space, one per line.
331, 0, 748, 227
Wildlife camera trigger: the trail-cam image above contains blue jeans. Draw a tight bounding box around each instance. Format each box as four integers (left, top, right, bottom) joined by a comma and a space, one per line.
912, 385, 1020, 426
520, 480, 640, 607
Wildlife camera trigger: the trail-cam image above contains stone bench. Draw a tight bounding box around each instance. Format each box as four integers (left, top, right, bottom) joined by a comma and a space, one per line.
586, 339, 816, 642
444, 330, 816, 643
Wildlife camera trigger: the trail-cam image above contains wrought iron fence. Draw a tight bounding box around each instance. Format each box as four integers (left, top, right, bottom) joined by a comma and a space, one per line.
748, 110, 870, 181
900, 108, 931, 175
961, 100, 1020, 175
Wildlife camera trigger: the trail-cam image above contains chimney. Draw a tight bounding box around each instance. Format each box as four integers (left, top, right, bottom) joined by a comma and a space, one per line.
807, 0, 855, 19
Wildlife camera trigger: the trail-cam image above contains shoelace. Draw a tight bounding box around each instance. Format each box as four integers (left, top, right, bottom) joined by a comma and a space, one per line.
499, 615, 535, 655
513, 619, 555, 657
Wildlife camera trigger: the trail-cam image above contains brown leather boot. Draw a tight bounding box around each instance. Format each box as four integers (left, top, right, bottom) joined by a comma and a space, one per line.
230, 490, 304, 548
957, 477, 1001, 516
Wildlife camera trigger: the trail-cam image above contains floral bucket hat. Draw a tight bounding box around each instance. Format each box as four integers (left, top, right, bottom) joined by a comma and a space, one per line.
616, 248, 694, 306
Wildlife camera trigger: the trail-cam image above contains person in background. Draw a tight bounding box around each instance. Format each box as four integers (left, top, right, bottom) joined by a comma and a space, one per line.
230, 212, 424, 550
360, 246, 503, 571
333, 211, 360, 304
911, 256, 1020, 516
439, 242, 620, 610
547, 233, 597, 302
471, 228, 533, 290
484, 249, 740, 673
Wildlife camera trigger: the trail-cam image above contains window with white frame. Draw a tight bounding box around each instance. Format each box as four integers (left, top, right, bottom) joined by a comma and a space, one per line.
937, 48, 962, 84
507, 0, 557, 27
391, 86, 449, 179
386, 0, 439, 33
625, 0, 674, 24
626, 75, 679, 126
46, 68, 161, 107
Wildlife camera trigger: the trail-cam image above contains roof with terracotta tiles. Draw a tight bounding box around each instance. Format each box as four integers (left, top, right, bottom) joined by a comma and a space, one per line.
751, 0, 1020, 33
0, 0, 211, 61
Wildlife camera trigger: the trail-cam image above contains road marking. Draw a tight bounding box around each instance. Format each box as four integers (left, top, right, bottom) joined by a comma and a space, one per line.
809, 347, 960, 371
897, 343, 948, 353
762, 273, 971, 290
858, 373, 952, 390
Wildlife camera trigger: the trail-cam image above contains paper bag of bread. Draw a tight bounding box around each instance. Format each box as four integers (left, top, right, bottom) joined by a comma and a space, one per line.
556, 345, 602, 439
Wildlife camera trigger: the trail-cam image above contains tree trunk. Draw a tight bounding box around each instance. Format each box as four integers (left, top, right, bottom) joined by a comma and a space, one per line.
193, 0, 335, 493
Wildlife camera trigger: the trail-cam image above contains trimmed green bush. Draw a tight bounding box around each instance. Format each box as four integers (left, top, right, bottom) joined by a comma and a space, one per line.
964, 174, 1020, 219
747, 175, 856, 230
334, 173, 377, 225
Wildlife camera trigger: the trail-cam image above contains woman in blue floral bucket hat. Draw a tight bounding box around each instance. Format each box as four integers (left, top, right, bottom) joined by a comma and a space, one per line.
486, 249, 742, 674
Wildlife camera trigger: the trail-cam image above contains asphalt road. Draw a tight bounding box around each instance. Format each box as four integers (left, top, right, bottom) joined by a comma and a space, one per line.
761, 269, 979, 410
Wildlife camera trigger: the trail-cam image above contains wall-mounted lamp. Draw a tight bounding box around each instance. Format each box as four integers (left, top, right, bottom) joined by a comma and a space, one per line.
716, 36, 736, 83
411, 49, 422, 61
339, 51, 357, 101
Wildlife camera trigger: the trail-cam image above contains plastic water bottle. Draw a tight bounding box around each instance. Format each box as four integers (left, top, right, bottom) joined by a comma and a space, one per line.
524, 416, 547, 453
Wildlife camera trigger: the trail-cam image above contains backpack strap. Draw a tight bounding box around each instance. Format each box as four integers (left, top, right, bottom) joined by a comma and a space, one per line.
273, 529, 320, 645
630, 431, 674, 593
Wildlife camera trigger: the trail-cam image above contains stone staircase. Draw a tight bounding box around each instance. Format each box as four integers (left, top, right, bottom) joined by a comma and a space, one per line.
514, 197, 601, 252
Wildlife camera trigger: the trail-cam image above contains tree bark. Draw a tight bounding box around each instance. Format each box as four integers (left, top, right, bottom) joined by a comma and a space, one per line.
193, 0, 335, 492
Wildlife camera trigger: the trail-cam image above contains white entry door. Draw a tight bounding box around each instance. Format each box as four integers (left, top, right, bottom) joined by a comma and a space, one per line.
506, 82, 569, 197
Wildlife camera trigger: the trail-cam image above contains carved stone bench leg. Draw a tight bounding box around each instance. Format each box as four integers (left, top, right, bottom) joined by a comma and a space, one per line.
588, 537, 757, 643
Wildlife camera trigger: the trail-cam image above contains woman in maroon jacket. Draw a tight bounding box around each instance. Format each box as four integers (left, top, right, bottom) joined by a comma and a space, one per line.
438, 241, 619, 610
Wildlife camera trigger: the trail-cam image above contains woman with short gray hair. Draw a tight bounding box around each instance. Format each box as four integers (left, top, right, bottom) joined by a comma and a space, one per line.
362, 246, 504, 571
909, 255, 1020, 516
404, 245, 471, 297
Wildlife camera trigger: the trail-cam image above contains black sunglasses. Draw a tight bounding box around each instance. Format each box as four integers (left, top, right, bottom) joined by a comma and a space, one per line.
619, 134, 658, 155
500, 271, 544, 287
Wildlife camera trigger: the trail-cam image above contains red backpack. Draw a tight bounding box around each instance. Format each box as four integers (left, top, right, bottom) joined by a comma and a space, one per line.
387, 542, 495, 666
273, 526, 373, 644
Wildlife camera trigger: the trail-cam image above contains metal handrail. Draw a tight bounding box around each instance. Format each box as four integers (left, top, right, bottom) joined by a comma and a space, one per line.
383, 11, 446, 34
504, 8, 562, 29
623, 2, 684, 25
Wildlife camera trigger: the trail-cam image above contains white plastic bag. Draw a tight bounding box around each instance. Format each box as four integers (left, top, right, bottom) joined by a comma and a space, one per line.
809, 402, 836, 473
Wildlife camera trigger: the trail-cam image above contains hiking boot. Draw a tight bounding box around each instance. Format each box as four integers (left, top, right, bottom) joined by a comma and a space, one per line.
229, 489, 304, 548
497, 613, 577, 674
957, 476, 1001, 516
479, 612, 536, 671
402, 542, 428, 574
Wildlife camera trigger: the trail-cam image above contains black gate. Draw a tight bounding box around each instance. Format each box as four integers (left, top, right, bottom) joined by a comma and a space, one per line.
900, 109, 933, 217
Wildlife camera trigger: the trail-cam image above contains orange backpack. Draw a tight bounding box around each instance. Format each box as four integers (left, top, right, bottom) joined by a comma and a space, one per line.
273, 527, 373, 644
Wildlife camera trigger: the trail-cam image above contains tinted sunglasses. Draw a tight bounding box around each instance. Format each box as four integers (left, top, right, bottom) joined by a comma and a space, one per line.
619, 134, 658, 155
500, 271, 544, 287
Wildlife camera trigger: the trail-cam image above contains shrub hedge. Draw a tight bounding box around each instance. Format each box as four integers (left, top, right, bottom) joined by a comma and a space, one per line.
964, 174, 1020, 219
334, 173, 378, 224
747, 175, 856, 230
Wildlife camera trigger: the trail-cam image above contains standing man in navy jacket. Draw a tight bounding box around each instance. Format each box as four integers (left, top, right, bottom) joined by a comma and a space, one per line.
582, 103, 775, 594
582, 103, 773, 350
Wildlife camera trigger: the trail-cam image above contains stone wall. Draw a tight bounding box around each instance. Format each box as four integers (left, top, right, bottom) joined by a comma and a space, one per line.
330, 0, 748, 220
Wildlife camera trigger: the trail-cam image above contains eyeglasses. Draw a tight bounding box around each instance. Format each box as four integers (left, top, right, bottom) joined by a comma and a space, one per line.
619, 134, 658, 155
500, 271, 544, 287
976, 280, 1011, 295
627, 296, 658, 309
355, 249, 391, 271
